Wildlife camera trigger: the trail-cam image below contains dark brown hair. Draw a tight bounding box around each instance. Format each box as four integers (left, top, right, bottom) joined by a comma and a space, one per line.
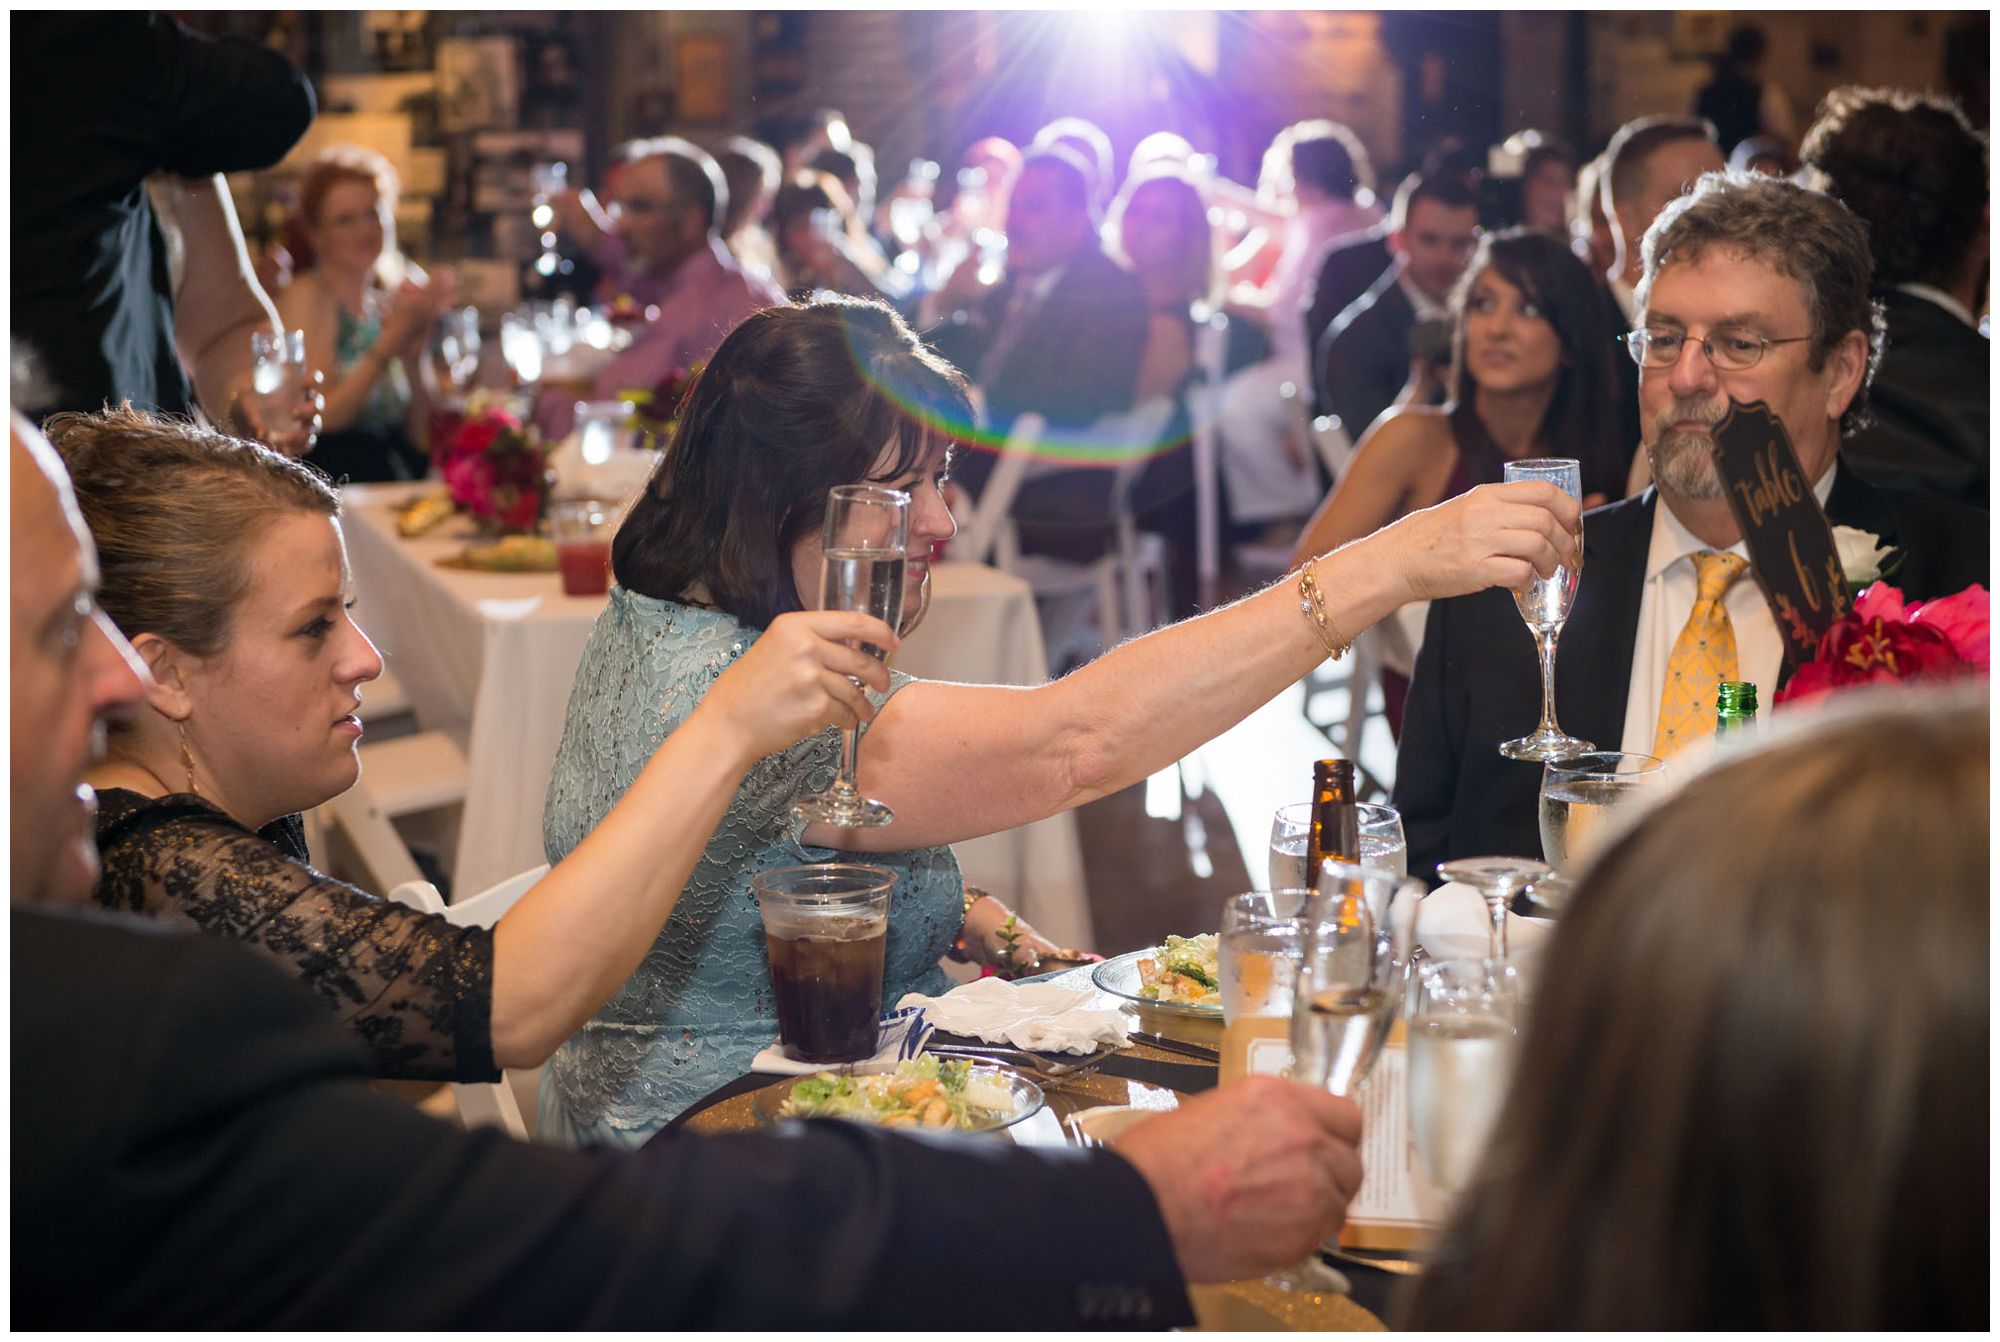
612, 298, 971, 629
1404, 691, 1989, 1330
43, 405, 340, 658
1444, 229, 1623, 499
1799, 85, 1988, 292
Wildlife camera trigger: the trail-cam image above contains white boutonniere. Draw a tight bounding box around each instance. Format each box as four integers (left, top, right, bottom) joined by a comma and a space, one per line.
1831, 525, 1898, 588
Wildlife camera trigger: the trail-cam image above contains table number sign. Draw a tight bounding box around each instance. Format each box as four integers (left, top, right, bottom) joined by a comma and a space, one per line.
1708, 398, 1851, 664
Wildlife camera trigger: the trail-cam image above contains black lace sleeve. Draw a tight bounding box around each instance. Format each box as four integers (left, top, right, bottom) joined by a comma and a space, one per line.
92, 789, 498, 1083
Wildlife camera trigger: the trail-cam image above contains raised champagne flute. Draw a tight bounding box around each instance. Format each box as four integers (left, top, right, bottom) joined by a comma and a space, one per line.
792, 485, 910, 829
1499, 457, 1593, 761
1436, 856, 1550, 966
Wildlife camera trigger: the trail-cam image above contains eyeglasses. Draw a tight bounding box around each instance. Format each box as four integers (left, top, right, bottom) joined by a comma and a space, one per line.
1622, 325, 1813, 371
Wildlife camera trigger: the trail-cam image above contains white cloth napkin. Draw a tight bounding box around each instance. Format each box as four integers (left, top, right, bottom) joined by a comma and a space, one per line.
896, 978, 1130, 1054
749, 1006, 934, 1076
1416, 881, 1554, 967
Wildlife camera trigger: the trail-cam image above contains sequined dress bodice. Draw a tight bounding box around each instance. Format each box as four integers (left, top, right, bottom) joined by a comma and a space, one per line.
539, 590, 959, 1146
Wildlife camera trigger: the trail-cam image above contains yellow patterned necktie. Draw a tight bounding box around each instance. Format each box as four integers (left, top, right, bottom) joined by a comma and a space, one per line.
1653, 552, 1750, 759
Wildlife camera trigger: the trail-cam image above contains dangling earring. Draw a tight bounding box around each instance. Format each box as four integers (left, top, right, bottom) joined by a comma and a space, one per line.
178, 720, 201, 797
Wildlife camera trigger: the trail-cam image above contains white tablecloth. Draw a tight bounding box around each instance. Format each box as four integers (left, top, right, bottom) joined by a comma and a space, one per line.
340, 485, 1093, 948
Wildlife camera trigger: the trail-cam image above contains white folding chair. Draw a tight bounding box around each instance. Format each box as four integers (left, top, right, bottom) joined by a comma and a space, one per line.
962, 403, 1177, 667
384, 862, 550, 1140
315, 730, 470, 893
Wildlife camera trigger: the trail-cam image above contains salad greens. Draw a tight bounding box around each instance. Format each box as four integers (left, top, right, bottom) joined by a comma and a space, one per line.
778, 1056, 1024, 1130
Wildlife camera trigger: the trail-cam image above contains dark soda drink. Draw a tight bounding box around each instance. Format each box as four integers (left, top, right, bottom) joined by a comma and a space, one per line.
766, 926, 888, 1062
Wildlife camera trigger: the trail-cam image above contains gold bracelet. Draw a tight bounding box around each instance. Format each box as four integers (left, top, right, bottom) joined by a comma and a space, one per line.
962, 885, 989, 921
1297, 559, 1353, 662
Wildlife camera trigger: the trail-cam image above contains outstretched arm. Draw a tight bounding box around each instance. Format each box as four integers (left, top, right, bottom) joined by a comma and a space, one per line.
810, 482, 1580, 853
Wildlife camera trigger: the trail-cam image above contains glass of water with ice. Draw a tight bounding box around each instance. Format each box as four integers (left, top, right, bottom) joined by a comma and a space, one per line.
1407, 957, 1520, 1203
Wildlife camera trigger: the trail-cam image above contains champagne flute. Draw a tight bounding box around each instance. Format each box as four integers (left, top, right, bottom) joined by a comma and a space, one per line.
792, 485, 910, 829
1407, 957, 1520, 1203
1266, 801, 1407, 890
1436, 856, 1549, 966
1499, 457, 1593, 761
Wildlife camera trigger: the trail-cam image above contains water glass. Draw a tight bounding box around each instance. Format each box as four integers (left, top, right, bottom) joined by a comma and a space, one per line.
1218, 889, 1310, 1084
1539, 751, 1667, 875
1267, 801, 1407, 892
1407, 957, 1520, 1202
435, 307, 482, 395
250, 328, 306, 431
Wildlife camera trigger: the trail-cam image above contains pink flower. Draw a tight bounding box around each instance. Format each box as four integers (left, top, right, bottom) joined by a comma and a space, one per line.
1910, 585, 1989, 669
1776, 582, 1987, 707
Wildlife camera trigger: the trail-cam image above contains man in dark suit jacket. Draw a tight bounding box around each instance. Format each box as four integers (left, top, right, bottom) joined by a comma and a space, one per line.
1397, 172, 1989, 878
1303, 222, 1391, 416
9, 415, 1363, 1328
1799, 86, 1990, 510
930, 146, 1149, 557
1315, 172, 1479, 444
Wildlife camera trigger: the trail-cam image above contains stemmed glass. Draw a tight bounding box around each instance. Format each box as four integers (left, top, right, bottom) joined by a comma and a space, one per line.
435, 307, 482, 397
500, 310, 543, 386
792, 485, 910, 829
249, 328, 306, 437
1436, 856, 1550, 966
1267, 858, 1421, 1294
1499, 457, 1593, 761
1407, 957, 1520, 1204
1266, 801, 1407, 890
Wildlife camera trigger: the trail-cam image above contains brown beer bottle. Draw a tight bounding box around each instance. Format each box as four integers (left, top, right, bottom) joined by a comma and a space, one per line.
1306, 758, 1360, 891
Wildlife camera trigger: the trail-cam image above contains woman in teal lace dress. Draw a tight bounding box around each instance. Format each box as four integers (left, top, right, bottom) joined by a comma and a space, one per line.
539, 296, 1585, 1145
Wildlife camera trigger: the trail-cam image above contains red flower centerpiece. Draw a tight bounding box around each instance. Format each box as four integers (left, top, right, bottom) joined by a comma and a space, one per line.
432, 392, 548, 535
1775, 582, 1989, 707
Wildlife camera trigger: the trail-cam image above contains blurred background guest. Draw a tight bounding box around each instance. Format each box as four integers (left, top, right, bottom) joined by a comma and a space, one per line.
1031, 115, 1117, 214
1217, 122, 1382, 543
1569, 152, 1619, 283
1108, 166, 1224, 403
1693, 23, 1796, 156
770, 170, 903, 304
277, 146, 454, 482
1405, 693, 1988, 1330
1507, 130, 1578, 237
1727, 133, 1793, 177
1317, 170, 1481, 447
1599, 115, 1726, 322
544, 137, 785, 441
712, 134, 782, 286
1800, 85, 1990, 510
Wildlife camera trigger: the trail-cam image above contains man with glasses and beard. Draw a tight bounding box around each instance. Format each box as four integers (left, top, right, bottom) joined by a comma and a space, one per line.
1394, 171, 1987, 877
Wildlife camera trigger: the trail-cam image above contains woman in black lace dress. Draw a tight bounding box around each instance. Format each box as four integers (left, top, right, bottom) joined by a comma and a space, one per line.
47, 405, 897, 1084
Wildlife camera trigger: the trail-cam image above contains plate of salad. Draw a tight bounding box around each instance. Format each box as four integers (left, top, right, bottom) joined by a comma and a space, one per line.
753, 1056, 1045, 1133
1091, 936, 1224, 1018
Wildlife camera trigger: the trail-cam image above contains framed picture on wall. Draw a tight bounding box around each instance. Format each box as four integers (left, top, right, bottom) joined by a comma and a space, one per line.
437, 35, 521, 133
675, 32, 731, 124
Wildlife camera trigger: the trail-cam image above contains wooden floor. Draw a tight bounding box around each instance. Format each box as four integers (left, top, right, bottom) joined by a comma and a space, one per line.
1066, 563, 1402, 958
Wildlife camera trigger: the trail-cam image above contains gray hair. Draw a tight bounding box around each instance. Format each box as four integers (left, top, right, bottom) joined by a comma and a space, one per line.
1637, 170, 1884, 437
